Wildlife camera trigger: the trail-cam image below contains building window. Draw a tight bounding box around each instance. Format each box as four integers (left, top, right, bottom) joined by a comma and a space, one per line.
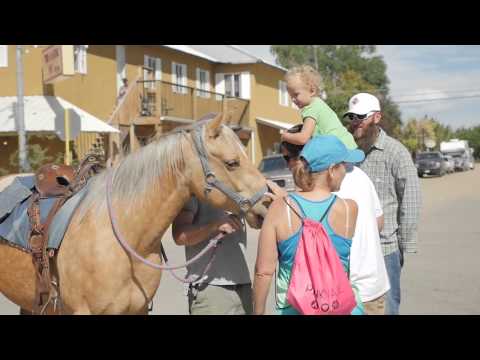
74, 45, 88, 74
172, 62, 188, 94
196, 68, 210, 98
0, 45, 7, 68
225, 74, 240, 98
144, 55, 161, 90
279, 80, 289, 107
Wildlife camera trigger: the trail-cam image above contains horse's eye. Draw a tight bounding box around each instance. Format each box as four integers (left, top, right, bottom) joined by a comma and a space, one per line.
225, 159, 240, 170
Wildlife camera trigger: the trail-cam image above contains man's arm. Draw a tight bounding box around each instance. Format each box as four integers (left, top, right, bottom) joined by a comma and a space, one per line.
377, 215, 384, 233
370, 178, 384, 232
172, 202, 243, 247
393, 147, 422, 254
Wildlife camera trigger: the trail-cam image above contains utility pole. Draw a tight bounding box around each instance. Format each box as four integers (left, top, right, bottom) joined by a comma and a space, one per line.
422, 128, 426, 151
16, 45, 31, 172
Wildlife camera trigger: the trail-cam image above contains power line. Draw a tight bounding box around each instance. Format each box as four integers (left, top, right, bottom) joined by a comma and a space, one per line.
395, 94, 480, 104
327, 87, 480, 98
326, 87, 480, 105
392, 88, 480, 98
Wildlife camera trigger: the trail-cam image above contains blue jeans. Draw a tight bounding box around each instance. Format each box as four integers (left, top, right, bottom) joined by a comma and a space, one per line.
384, 250, 403, 315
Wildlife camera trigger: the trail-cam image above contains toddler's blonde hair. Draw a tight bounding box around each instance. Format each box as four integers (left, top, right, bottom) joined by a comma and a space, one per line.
285, 65, 323, 96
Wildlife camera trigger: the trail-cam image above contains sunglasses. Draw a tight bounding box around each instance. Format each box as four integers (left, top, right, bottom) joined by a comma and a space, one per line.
283, 154, 299, 163
345, 111, 376, 122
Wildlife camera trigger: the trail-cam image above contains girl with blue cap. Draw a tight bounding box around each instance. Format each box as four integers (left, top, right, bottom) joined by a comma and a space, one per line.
253, 135, 366, 315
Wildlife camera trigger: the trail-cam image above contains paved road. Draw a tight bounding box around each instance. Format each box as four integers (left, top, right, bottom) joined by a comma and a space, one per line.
1, 166, 479, 314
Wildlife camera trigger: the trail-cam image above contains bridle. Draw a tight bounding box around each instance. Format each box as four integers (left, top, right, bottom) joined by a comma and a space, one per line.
190, 125, 268, 215
106, 122, 268, 273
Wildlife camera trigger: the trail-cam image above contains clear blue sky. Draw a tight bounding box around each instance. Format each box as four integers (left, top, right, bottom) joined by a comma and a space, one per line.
239, 45, 480, 130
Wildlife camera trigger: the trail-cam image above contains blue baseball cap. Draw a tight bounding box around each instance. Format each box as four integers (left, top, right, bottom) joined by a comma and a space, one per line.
300, 135, 365, 172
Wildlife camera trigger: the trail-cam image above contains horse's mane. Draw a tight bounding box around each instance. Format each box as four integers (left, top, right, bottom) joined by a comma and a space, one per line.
76, 120, 245, 220
77, 125, 194, 219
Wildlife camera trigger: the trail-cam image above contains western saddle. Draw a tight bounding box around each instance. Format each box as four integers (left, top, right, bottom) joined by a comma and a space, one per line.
27, 154, 104, 314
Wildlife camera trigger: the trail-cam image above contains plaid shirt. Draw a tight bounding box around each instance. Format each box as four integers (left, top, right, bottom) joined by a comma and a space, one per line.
359, 128, 422, 256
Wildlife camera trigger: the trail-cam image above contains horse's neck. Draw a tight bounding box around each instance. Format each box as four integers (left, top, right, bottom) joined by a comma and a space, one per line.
113, 175, 191, 253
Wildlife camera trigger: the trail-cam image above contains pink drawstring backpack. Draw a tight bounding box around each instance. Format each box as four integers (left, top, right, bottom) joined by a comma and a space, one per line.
284, 198, 357, 315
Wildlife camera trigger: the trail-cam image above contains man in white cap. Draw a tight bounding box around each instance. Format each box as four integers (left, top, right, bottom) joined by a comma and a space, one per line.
344, 93, 421, 315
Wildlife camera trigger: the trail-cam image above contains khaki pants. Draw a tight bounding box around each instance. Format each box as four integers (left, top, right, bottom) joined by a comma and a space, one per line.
362, 294, 386, 315
188, 283, 253, 315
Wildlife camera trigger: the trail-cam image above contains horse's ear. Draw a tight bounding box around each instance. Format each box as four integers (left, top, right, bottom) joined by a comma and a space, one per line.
206, 112, 224, 138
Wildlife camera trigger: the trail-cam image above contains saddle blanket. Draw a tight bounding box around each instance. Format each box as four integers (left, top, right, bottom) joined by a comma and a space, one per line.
0, 175, 35, 221
0, 176, 89, 251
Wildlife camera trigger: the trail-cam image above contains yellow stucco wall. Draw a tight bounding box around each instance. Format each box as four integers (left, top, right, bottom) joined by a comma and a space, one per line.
250, 64, 299, 165
208, 63, 300, 165
251, 64, 299, 124
51, 46, 118, 121
0, 45, 118, 119
1, 45, 298, 169
125, 45, 216, 89
0, 45, 45, 96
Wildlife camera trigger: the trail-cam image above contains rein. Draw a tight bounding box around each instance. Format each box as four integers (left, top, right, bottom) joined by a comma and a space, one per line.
106, 169, 218, 271
105, 123, 267, 279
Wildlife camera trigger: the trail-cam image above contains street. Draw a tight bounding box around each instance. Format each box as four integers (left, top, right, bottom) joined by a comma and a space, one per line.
1, 166, 479, 315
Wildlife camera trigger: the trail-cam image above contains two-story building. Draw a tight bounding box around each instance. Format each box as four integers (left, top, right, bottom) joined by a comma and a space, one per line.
0, 45, 300, 173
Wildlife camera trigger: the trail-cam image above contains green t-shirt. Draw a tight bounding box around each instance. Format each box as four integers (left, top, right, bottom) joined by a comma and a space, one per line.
301, 97, 357, 149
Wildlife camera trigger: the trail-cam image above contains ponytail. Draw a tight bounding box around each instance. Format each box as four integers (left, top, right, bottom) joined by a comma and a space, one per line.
293, 159, 315, 192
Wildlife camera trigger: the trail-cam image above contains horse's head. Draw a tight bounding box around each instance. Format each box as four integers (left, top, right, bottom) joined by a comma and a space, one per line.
187, 113, 271, 229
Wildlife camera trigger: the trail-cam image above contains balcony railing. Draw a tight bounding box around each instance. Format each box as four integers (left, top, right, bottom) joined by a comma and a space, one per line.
138, 79, 250, 129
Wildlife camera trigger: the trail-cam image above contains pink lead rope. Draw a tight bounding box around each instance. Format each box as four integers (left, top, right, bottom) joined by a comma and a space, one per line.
106, 169, 221, 277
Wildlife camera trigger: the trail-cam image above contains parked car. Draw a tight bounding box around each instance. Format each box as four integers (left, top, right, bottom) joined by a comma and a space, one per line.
451, 154, 469, 171
442, 155, 455, 173
258, 154, 295, 192
441, 139, 474, 171
415, 151, 447, 177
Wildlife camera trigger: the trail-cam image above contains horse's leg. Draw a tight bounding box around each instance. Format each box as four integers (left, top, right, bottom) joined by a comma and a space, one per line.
0, 241, 66, 315
0, 241, 37, 312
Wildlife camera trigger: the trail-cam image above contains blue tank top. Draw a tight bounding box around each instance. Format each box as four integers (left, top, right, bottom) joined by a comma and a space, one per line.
275, 193, 364, 315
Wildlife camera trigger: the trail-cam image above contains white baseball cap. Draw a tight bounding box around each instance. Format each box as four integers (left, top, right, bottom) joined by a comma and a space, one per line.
345, 93, 381, 116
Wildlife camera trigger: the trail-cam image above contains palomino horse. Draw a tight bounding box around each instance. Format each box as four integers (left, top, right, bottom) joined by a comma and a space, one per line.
0, 113, 270, 314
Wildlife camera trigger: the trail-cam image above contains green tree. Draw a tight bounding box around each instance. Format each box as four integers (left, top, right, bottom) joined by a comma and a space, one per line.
432, 121, 453, 145
401, 118, 421, 154
0, 137, 64, 176
400, 116, 456, 155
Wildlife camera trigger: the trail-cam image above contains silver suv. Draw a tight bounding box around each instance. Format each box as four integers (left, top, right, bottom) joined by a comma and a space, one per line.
258, 154, 295, 192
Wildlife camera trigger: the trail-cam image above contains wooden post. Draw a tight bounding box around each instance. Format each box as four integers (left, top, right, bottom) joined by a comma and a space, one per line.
129, 124, 135, 153
156, 81, 162, 136
157, 80, 163, 117
64, 108, 71, 165
192, 87, 197, 120
222, 95, 227, 115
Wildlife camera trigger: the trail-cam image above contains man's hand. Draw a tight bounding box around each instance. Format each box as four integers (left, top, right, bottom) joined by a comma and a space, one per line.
214, 213, 243, 238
